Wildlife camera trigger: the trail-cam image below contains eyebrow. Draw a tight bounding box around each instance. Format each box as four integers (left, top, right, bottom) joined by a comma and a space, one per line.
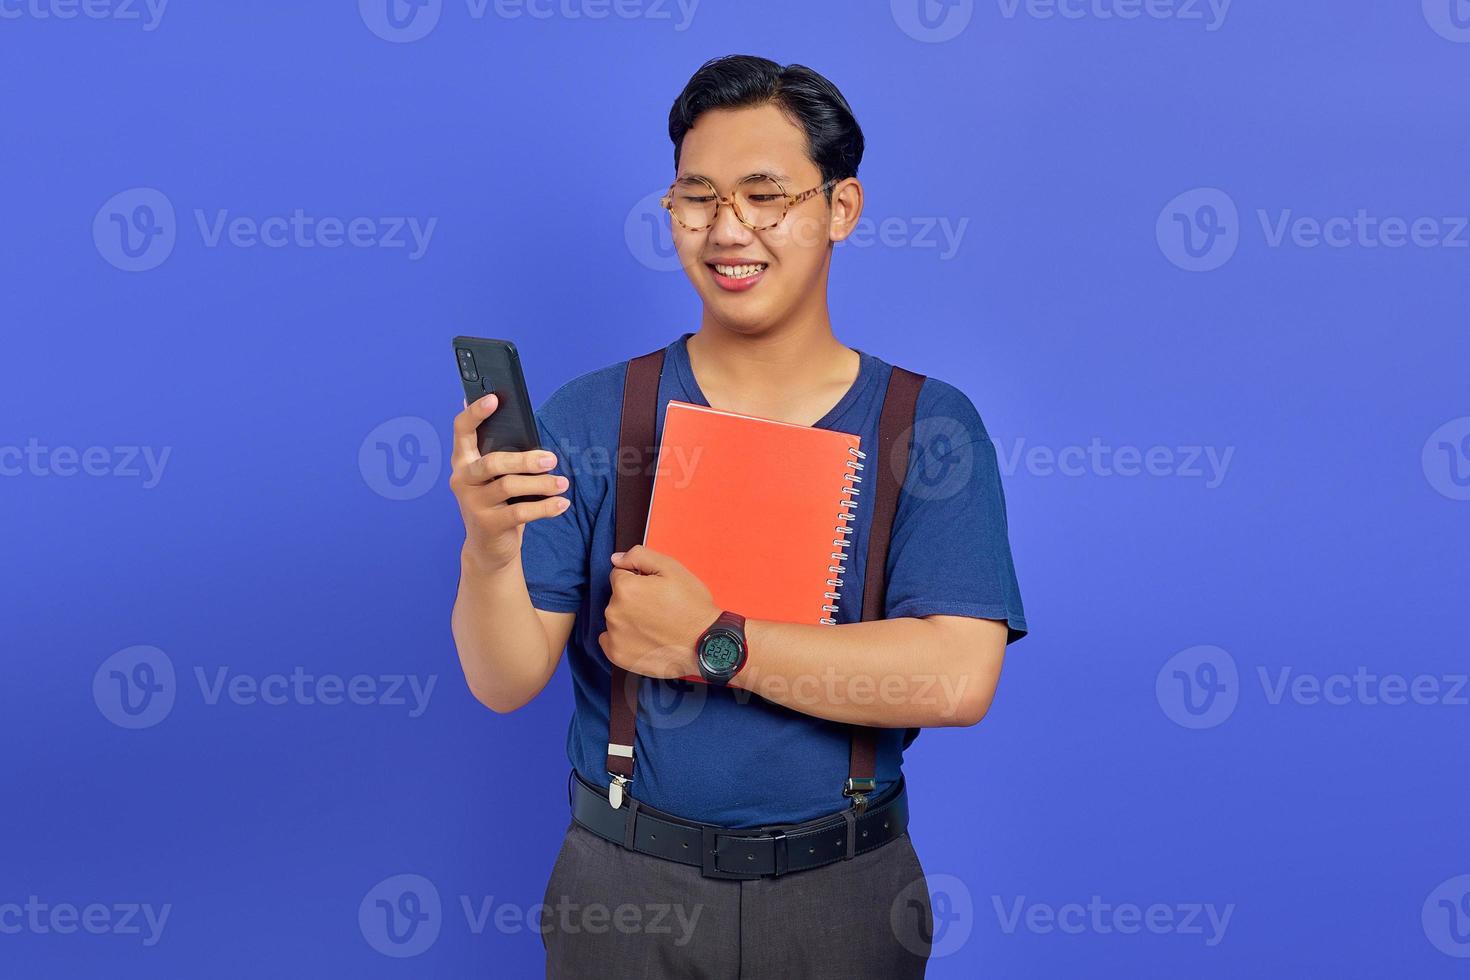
678, 170, 795, 184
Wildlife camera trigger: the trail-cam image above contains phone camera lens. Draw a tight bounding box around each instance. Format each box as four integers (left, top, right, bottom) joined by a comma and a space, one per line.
457, 349, 479, 382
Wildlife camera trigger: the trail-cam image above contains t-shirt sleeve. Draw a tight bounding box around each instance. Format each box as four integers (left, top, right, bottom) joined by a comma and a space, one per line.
881, 380, 1028, 643
518, 408, 591, 614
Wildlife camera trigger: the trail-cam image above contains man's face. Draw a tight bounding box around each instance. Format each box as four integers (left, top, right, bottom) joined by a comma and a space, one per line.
667, 103, 854, 333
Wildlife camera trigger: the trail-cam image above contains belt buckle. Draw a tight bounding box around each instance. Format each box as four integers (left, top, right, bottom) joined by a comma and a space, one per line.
700, 825, 779, 881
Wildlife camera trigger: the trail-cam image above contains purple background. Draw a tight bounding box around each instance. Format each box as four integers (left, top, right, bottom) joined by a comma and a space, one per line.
3, 1, 1468, 976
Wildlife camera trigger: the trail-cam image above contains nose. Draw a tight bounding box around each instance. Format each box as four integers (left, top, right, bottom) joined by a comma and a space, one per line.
708, 193, 755, 249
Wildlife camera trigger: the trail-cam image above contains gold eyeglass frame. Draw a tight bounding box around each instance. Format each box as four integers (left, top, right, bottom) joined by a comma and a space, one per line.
660, 174, 840, 232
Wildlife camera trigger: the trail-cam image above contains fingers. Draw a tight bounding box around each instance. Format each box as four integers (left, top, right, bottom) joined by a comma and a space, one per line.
458, 449, 560, 489
452, 392, 499, 465
485, 472, 568, 503
505, 493, 572, 527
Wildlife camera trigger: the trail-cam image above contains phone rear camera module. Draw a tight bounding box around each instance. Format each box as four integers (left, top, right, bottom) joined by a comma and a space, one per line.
457, 349, 479, 382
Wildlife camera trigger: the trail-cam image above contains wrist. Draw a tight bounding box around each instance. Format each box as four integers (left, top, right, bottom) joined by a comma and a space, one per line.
460, 542, 519, 583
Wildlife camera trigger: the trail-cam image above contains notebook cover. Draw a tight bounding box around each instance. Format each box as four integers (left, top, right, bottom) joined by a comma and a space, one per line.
642, 400, 862, 670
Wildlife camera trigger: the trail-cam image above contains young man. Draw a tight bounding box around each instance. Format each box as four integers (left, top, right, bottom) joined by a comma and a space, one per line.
449, 55, 1026, 978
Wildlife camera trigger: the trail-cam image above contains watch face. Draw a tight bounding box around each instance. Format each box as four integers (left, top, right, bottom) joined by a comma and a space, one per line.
700, 631, 743, 673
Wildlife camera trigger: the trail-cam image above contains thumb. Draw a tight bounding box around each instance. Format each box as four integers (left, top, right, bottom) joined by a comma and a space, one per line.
611, 544, 669, 575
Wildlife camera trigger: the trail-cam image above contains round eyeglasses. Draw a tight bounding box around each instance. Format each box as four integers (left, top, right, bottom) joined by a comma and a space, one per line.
660, 174, 839, 232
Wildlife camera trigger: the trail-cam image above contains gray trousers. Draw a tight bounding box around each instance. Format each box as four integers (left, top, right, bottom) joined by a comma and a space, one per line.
541, 816, 934, 978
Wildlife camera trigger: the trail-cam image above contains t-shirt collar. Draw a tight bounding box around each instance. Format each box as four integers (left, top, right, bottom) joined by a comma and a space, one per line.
668, 331, 875, 430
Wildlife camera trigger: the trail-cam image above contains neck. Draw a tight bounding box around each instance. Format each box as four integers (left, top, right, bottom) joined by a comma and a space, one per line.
685, 310, 859, 424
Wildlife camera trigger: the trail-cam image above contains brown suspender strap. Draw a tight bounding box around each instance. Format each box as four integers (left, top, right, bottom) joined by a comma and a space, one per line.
847, 365, 927, 799
606, 348, 666, 784
608, 350, 927, 810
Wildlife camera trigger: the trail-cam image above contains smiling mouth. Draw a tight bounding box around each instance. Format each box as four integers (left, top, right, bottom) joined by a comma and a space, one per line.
709, 262, 768, 280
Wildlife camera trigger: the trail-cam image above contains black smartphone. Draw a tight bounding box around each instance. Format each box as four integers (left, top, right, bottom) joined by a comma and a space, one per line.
453, 336, 545, 505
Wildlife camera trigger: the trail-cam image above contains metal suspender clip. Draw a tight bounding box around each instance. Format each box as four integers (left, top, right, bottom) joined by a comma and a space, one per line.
608, 773, 630, 810
844, 777, 877, 816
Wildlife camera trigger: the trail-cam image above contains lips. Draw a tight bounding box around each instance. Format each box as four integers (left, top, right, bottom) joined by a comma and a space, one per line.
707, 261, 768, 292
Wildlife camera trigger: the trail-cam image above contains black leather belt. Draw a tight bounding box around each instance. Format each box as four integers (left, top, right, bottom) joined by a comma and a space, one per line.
567, 769, 909, 880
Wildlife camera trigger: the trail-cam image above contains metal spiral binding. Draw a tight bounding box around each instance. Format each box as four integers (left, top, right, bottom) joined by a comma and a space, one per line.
821, 446, 866, 625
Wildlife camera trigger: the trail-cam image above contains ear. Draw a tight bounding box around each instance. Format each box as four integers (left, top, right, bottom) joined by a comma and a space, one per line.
828, 177, 864, 244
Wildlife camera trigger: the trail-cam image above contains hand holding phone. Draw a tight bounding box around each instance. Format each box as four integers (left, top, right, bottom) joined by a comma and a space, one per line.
449, 337, 571, 574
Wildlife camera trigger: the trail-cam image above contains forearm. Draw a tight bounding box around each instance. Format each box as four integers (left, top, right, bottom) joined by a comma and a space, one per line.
450, 548, 556, 713
730, 616, 1002, 728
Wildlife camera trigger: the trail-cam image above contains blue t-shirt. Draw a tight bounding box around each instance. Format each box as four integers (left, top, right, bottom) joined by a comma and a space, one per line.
522, 331, 1027, 827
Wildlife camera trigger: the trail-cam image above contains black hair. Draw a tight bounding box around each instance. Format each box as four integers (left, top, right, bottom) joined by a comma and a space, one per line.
668, 55, 864, 202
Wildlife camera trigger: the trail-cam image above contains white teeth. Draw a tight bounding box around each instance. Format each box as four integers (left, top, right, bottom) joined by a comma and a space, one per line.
714, 263, 766, 279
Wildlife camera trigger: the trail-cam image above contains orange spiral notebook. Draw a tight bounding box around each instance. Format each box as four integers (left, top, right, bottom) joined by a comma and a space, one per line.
642, 400, 864, 680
